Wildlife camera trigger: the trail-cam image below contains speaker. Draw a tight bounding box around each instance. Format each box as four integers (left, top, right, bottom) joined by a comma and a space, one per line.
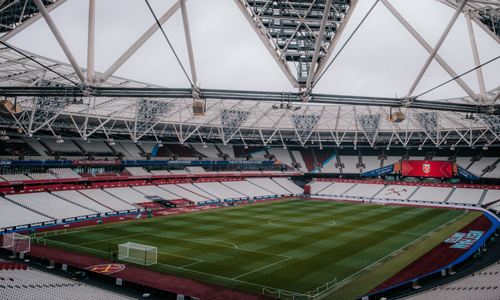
193, 100, 206, 116
0, 100, 22, 114
387, 112, 405, 123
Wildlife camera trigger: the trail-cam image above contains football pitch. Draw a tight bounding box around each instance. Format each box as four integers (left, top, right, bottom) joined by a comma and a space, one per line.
37, 199, 478, 299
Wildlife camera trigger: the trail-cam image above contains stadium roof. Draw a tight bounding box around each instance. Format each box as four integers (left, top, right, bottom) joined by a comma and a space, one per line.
0, 0, 499, 148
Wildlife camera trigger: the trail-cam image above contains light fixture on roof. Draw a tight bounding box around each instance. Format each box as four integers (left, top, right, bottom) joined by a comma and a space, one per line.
108, 139, 116, 146
319, 146, 323, 150
483, 145, 489, 150
283, 145, 287, 149
56, 136, 64, 144
202, 143, 207, 149
418, 146, 422, 151
450, 145, 455, 151
158, 142, 163, 147
244, 144, 248, 149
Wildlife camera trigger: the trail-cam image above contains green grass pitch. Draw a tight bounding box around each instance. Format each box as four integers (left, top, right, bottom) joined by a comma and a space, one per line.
39, 199, 475, 299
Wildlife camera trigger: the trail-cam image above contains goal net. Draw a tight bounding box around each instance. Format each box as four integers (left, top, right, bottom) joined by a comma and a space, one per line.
1, 233, 31, 253
118, 242, 157, 266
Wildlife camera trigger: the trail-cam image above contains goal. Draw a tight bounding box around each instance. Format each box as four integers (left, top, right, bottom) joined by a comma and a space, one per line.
118, 242, 157, 266
1, 233, 30, 253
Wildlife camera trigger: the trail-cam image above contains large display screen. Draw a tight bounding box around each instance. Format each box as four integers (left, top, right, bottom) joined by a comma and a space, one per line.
401, 160, 454, 178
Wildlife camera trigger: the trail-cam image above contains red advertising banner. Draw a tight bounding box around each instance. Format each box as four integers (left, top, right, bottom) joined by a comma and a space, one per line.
401, 160, 454, 178
71, 160, 122, 165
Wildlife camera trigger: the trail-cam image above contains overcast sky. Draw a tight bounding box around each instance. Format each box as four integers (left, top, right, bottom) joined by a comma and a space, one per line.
7, 0, 500, 101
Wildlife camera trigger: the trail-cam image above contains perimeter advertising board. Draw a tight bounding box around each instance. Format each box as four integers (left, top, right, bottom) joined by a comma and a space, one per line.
401, 160, 454, 178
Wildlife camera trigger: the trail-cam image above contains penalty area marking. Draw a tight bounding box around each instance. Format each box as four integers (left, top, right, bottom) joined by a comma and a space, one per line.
193, 239, 238, 249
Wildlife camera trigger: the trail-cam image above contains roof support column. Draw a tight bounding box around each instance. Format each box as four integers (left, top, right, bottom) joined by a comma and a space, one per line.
87, 0, 96, 84
406, 0, 468, 98
465, 12, 487, 103
379, 0, 478, 102
33, 0, 86, 84
99, 1, 182, 84
179, 0, 198, 87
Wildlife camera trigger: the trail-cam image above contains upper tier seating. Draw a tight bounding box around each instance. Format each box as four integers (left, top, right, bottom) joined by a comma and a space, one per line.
362, 156, 381, 172
192, 144, 220, 158
138, 142, 156, 154
49, 168, 81, 179
28, 173, 58, 180
272, 178, 303, 194
118, 142, 142, 157
186, 166, 206, 174
75, 140, 113, 154
124, 167, 151, 176
383, 156, 401, 166
79, 189, 137, 211
467, 157, 497, 176
168, 170, 190, 175
218, 145, 234, 158
53, 190, 113, 213
149, 170, 171, 175
267, 147, 294, 168
0, 198, 52, 229
246, 178, 292, 195
6, 192, 95, 220
42, 138, 81, 154
291, 150, 307, 172
1, 174, 32, 181
455, 157, 473, 169
23, 137, 48, 156
338, 156, 359, 173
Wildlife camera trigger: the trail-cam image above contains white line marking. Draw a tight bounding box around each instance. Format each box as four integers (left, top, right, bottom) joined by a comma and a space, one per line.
268, 218, 336, 227
232, 256, 293, 280
193, 238, 238, 249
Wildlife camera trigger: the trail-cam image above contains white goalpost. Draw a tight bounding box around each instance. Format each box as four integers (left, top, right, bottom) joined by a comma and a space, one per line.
1, 233, 31, 253
118, 242, 157, 266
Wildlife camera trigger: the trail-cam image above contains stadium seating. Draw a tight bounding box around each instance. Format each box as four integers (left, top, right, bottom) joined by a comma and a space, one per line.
75, 140, 113, 154
338, 156, 359, 173
138, 142, 156, 154
383, 156, 401, 167
315, 182, 356, 196
272, 177, 303, 194
291, 150, 307, 172
246, 178, 292, 195
468, 157, 498, 176
406, 262, 500, 300
42, 138, 81, 154
193, 182, 246, 199
105, 187, 148, 204
28, 173, 58, 180
221, 180, 274, 198
482, 190, 500, 206
362, 156, 381, 172
133, 185, 181, 200
267, 147, 294, 168
149, 170, 171, 176
309, 181, 334, 194
343, 183, 385, 198
168, 170, 190, 175
49, 168, 81, 179
447, 188, 484, 205
1, 174, 32, 181
53, 190, 113, 214
299, 149, 316, 172
186, 166, 206, 174
159, 184, 212, 203
376, 185, 419, 200
192, 144, 220, 158
78, 189, 137, 211
0, 266, 130, 300
118, 142, 142, 157
455, 157, 473, 169
124, 167, 151, 176
175, 183, 215, 200
23, 138, 48, 156
409, 186, 454, 203
6, 192, 95, 220
0, 197, 52, 229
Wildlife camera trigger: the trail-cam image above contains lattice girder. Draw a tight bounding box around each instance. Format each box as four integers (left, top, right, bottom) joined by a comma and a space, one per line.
220, 108, 251, 144
290, 113, 321, 144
